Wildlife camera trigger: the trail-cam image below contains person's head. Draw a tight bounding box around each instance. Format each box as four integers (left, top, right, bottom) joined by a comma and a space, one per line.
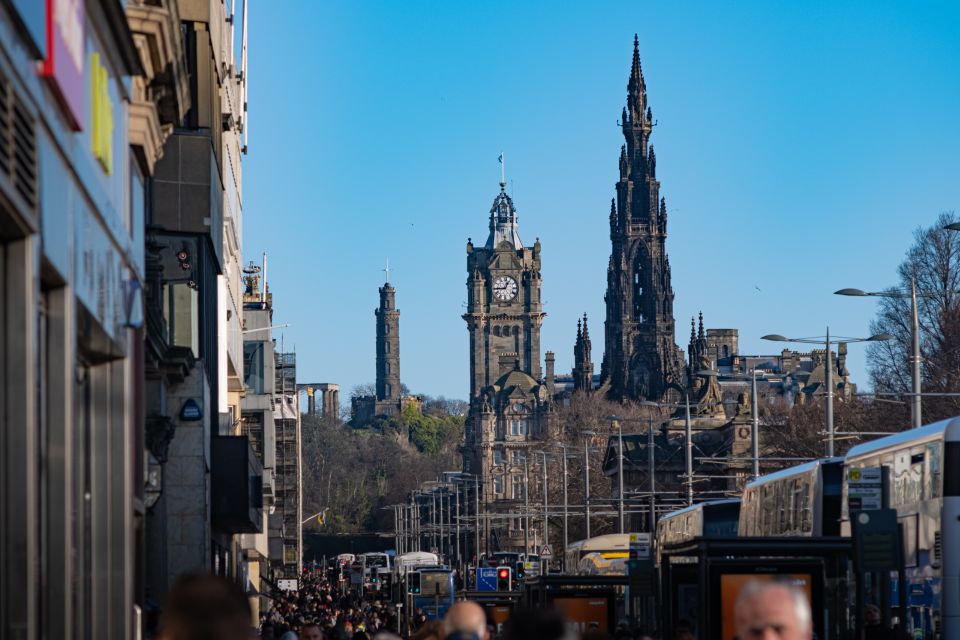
302, 622, 326, 640
864, 604, 882, 625
443, 601, 488, 640
158, 572, 252, 640
734, 580, 813, 640
412, 620, 446, 640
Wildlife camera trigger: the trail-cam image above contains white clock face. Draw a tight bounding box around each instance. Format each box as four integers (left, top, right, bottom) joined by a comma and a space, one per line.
493, 276, 518, 301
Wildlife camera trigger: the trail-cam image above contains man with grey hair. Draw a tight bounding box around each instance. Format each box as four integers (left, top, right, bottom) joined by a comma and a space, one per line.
443, 601, 489, 640
734, 579, 813, 640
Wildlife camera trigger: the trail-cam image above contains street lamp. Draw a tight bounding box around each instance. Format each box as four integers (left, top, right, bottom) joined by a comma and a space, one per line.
605, 417, 627, 533
762, 329, 892, 456
551, 442, 577, 561
638, 402, 664, 533
533, 450, 550, 547
836, 281, 922, 428
581, 430, 597, 540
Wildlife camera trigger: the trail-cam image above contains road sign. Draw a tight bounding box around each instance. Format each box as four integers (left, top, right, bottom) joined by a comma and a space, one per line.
852, 508, 902, 571
629, 533, 651, 561
539, 544, 553, 558
848, 467, 883, 511
477, 567, 498, 592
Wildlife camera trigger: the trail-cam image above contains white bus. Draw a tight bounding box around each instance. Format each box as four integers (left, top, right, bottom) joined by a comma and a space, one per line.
842, 417, 960, 639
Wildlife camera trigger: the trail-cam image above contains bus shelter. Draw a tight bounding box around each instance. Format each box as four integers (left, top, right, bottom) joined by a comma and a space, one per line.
460, 591, 522, 636
659, 537, 854, 640
521, 575, 628, 635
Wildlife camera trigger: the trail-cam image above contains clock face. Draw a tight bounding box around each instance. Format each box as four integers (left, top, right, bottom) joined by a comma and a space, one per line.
493, 275, 518, 301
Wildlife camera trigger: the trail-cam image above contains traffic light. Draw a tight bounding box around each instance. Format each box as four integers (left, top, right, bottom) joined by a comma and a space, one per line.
407, 571, 421, 594
496, 566, 512, 591
514, 561, 526, 581
370, 573, 379, 584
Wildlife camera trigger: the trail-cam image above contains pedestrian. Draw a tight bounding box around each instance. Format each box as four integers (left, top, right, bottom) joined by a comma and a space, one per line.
734, 580, 813, 640
443, 601, 488, 640
302, 622, 326, 640
156, 572, 252, 640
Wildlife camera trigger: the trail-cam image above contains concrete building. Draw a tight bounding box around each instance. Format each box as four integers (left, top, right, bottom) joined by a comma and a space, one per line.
0, 1, 150, 637
240, 262, 276, 617
142, 0, 258, 624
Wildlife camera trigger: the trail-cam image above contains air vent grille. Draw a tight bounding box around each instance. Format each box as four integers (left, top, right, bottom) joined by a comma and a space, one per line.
0, 72, 37, 212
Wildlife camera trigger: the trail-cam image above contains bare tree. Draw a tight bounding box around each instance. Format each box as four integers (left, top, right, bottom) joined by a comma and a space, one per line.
867, 211, 960, 423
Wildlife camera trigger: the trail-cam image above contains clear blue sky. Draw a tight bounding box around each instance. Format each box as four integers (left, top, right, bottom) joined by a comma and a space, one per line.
243, 1, 960, 404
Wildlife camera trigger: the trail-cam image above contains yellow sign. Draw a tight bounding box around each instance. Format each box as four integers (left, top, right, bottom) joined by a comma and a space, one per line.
89, 52, 113, 174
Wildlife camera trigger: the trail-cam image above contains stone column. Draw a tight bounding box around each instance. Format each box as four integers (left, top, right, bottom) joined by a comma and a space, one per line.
306, 387, 315, 415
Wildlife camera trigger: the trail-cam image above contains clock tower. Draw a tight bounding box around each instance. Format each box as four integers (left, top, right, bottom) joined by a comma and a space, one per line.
463, 179, 554, 552
464, 181, 545, 402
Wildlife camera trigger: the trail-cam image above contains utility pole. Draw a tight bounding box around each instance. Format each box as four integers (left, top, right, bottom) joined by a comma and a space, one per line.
474, 475, 481, 563
537, 451, 550, 546
751, 370, 760, 478
584, 434, 593, 539
454, 485, 461, 569
647, 415, 656, 534
684, 395, 693, 506
825, 327, 834, 457
523, 457, 530, 557
617, 421, 625, 532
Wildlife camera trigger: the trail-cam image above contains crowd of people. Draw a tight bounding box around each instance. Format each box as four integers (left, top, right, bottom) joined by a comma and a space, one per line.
259, 568, 400, 639
152, 568, 814, 640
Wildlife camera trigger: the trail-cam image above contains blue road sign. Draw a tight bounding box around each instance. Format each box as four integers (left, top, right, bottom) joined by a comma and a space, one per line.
477, 567, 498, 592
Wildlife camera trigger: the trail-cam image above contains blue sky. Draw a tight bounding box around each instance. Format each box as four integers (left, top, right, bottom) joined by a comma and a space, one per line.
243, 1, 960, 404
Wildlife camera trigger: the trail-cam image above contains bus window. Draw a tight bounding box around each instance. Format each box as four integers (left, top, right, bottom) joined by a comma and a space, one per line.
927, 442, 941, 499
421, 572, 451, 597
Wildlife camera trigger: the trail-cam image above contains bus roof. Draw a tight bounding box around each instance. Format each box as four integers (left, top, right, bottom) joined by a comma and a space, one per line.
658, 498, 741, 521
744, 457, 843, 489
567, 533, 639, 552
846, 417, 960, 460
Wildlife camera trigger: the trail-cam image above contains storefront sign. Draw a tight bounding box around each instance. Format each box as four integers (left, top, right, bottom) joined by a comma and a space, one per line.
41, 0, 85, 130
89, 52, 113, 174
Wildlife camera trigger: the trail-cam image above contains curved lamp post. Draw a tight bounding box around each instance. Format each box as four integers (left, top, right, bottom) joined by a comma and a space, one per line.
762, 329, 892, 456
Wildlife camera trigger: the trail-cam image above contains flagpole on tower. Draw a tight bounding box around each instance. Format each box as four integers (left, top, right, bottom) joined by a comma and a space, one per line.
499, 152, 505, 187
383, 259, 390, 284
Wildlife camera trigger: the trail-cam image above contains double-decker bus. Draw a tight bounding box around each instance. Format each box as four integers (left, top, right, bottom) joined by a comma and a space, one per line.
842, 418, 960, 639
738, 457, 844, 537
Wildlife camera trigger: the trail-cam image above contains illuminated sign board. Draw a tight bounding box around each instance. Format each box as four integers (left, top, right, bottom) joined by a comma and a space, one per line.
89, 52, 113, 174
41, 0, 85, 130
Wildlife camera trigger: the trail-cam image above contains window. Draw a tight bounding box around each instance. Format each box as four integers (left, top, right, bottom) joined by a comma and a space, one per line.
493, 448, 504, 465
494, 475, 504, 495
511, 449, 526, 464
385, 342, 390, 353
512, 475, 525, 500
493, 326, 500, 337
243, 343, 264, 393
510, 419, 528, 436
164, 281, 199, 355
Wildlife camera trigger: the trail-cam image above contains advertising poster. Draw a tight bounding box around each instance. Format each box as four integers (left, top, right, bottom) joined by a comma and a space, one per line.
553, 597, 609, 634
719, 574, 813, 640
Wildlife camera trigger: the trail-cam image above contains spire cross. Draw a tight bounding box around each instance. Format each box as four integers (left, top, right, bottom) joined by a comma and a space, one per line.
383, 259, 391, 284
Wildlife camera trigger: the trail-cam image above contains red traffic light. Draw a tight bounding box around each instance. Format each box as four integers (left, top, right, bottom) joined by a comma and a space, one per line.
498, 568, 510, 579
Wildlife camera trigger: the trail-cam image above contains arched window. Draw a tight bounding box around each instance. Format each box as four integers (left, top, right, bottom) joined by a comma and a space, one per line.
723, 345, 729, 358
493, 326, 501, 337
632, 253, 645, 319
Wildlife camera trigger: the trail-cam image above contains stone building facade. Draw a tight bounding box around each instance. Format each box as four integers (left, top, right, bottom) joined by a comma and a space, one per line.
601, 36, 686, 403
462, 180, 556, 553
